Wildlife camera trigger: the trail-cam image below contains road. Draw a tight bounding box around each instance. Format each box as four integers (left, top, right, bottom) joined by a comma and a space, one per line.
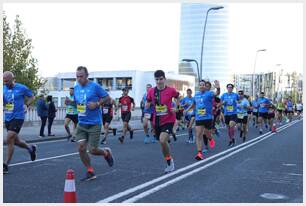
3, 119, 303, 203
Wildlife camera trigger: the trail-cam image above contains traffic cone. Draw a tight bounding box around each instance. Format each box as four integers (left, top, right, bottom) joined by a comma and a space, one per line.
64, 169, 77, 203
272, 123, 277, 133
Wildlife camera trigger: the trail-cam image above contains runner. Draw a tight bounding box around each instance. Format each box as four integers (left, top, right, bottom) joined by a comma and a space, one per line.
296, 101, 303, 120
185, 80, 220, 160
72, 66, 114, 181
236, 91, 250, 142
146, 70, 180, 173
181, 89, 195, 143
268, 99, 276, 131
118, 88, 135, 143
285, 96, 294, 122
247, 95, 253, 125
257, 91, 272, 134
221, 83, 239, 146
3, 71, 37, 174
64, 87, 78, 142
251, 95, 259, 128
100, 97, 117, 144
142, 84, 156, 144
276, 98, 285, 125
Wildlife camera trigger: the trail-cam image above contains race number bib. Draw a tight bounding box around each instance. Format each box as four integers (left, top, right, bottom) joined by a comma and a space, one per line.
197, 108, 206, 116
67, 107, 74, 114
77, 104, 86, 116
103, 108, 109, 114
122, 105, 128, 112
237, 113, 244, 119
144, 113, 151, 119
5, 103, 14, 114
253, 108, 258, 112
227, 105, 234, 112
187, 108, 194, 115
156, 105, 168, 116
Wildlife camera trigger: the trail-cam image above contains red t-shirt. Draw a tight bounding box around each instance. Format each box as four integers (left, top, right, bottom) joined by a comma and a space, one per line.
147, 86, 179, 126
102, 102, 113, 117
119, 96, 134, 114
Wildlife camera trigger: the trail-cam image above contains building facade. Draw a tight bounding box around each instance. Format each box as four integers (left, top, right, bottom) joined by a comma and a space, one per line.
44, 70, 196, 107
179, 3, 231, 88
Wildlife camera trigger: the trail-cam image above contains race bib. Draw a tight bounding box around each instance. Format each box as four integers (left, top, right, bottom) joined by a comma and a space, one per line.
227, 105, 234, 112
187, 108, 194, 115
5, 103, 14, 113
67, 107, 74, 114
77, 104, 86, 116
103, 108, 109, 114
237, 113, 244, 119
122, 105, 128, 112
144, 113, 151, 119
197, 108, 206, 116
156, 105, 168, 116
253, 108, 258, 112
260, 103, 265, 107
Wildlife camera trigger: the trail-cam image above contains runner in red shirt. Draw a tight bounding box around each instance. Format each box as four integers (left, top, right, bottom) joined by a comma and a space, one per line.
146, 70, 180, 174
118, 88, 135, 143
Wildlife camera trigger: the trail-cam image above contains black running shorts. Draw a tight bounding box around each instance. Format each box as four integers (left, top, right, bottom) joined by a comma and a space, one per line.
5, 119, 24, 134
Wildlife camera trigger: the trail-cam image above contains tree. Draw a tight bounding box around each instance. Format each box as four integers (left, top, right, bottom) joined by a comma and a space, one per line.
3, 12, 45, 94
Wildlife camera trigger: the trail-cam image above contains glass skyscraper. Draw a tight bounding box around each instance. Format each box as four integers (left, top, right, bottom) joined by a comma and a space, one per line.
179, 3, 231, 87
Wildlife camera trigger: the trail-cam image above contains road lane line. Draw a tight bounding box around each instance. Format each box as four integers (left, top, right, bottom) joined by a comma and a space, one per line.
98, 119, 300, 203
122, 120, 300, 203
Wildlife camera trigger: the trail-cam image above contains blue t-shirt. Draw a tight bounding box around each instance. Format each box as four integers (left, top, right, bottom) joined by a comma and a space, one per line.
181, 96, 195, 116
3, 83, 33, 121
142, 92, 153, 114
237, 98, 250, 117
258, 97, 271, 113
220, 92, 239, 116
252, 100, 259, 112
74, 81, 109, 125
287, 100, 293, 111
194, 91, 214, 120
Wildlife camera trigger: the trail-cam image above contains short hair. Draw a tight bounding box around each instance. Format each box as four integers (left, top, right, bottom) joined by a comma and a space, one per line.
154, 70, 165, 78
146, 84, 152, 87
46, 95, 53, 102
77, 66, 88, 76
226, 83, 234, 88
199, 79, 206, 84
205, 81, 212, 87
187, 88, 192, 92
69, 87, 74, 90
238, 90, 244, 95
122, 87, 128, 91
260, 91, 265, 94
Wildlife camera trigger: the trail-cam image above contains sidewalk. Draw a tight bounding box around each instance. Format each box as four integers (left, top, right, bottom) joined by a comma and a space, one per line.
3, 118, 144, 144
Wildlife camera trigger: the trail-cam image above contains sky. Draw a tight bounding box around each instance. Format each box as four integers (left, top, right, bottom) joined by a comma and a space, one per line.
3, 2, 303, 77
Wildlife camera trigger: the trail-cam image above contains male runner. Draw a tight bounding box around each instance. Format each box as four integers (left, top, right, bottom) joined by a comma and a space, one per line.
257, 91, 272, 134
181, 89, 195, 143
101, 97, 117, 144
146, 70, 180, 173
236, 91, 250, 142
64, 87, 78, 142
3, 71, 37, 174
142, 84, 156, 144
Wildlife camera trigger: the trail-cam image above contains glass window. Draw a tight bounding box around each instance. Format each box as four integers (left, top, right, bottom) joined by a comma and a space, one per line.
62, 79, 76, 91
61, 97, 66, 107
97, 78, 113, 91
116, 77, 132, 90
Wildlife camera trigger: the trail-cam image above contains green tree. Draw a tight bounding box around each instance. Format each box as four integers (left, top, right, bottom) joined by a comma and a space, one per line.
3, 13, 45, 94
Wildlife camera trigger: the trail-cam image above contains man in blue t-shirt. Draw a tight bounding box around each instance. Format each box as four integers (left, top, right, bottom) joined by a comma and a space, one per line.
252, 95, 259, 127
221, 83, 239, 146
258, 91, 272, 134
71, 66, 114, 181
236, 90, 250, 142
3, 71, 37, 174
141, 83, 156, 144
185, 80, 220, 161
181, 89, 195, 143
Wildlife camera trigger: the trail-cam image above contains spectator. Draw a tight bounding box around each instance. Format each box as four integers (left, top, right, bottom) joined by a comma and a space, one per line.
47, 95, 57, 136
36, 95, 48, 138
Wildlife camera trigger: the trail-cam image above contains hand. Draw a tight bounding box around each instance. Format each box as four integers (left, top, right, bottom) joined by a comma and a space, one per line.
87, 102, 99, 110
171, 107, 177, 113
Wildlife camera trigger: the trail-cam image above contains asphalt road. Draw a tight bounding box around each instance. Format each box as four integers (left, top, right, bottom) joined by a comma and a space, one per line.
3, 118, 303, 203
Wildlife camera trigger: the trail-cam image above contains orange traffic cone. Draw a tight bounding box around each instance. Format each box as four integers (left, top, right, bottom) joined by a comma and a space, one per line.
64, 169, 77, 203
272, 123, 277, 133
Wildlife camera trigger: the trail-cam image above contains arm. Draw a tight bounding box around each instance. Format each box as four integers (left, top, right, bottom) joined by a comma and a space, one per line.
213, 80, 220, 96
131, 97, 135, 111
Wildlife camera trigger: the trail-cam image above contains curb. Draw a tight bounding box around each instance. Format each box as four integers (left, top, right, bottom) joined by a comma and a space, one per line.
22, 127, 144, 144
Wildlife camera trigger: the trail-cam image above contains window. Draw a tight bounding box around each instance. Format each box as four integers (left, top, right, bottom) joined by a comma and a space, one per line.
62, 79, 76, 91
61, 97, 66, 107
97, 78, 113, 90
116, 77, 132, 90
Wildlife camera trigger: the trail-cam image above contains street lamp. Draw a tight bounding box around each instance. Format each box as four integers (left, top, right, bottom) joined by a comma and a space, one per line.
182, 59, 200, 83
200, 6, 224, 80
252, 49, 266, 98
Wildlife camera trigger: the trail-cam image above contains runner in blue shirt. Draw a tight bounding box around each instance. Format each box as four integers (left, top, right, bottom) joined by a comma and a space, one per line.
141, 84, 156, 144
257, 91, 272, 134
236, 91, 250, 142
181, 89, 195, 143
285, 96, 294, 122
70, 66, 114, 181
3, 71, 37, 174
185, 80, 220, 161
251, 95, 259, 128
220, 83, 239, 146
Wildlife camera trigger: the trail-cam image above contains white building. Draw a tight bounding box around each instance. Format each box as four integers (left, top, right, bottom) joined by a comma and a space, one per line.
45, 70, 196, 107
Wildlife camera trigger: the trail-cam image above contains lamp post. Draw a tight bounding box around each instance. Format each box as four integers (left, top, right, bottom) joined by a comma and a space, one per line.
182, 59, 200, 83
199, 6, 224, 80
252, 49, 266, 98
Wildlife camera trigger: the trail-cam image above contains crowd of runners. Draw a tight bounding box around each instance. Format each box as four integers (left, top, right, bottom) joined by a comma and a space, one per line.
3, 68, 303, 179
